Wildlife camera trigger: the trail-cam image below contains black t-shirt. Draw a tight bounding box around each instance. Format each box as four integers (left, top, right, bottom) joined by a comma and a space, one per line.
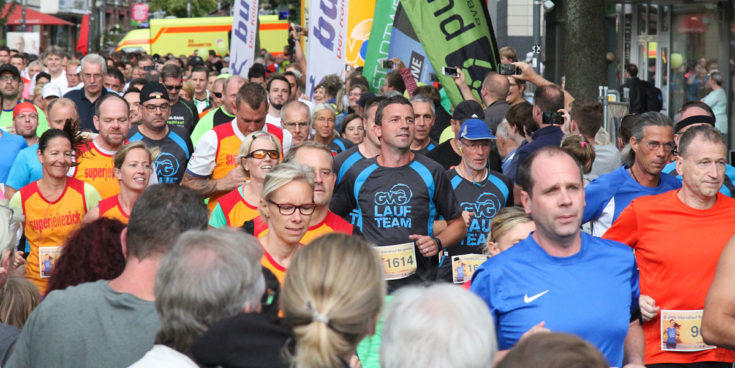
330, 154, 462, 290
167, 99, 199, 134
426, 140, 461, 170
327, 136, 354, 155
127, 125, 193, 184
411, 140, 438, 156
213, 106, 235, 127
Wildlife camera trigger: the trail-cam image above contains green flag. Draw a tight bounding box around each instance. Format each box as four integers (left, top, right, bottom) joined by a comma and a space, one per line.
400, 0, 500, 106
362, 0, 399, 94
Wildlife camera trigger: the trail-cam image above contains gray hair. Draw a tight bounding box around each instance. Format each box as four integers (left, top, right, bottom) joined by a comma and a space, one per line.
153, 228, 265, 353
678, 124, 726, 159
310, 103, 336, 129
0, 205, 21, 268
626, 111, 673, 166
410, 94, 435, 115
496, 120, 510, 139
261, 161, 314, 202
80, 53, 107, 74
381, 284, 497, 368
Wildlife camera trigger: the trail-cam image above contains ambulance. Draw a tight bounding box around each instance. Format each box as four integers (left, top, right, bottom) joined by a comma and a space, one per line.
115, 15, 288, 56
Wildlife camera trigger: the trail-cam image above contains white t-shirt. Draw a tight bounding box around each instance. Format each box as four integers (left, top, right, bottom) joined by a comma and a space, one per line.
266, 113, 282, 127
129, 344, 198, 368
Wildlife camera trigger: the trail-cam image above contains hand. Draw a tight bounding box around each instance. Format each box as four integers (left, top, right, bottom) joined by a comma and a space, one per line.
409, 234, 439, 257
10, 251, 25, 277
220, 168, 248, 192
349, 354, 362, 368
461, 211, 474, 229
389, 57, 406, 71
520, 321, 550, 341
512, 61, 538, 82
558, 109, 571, 134
639, 294, 659, 323
453, 67, 467, 87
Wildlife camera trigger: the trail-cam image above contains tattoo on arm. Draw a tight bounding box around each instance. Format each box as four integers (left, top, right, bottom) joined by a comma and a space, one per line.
181, 172, 218, 197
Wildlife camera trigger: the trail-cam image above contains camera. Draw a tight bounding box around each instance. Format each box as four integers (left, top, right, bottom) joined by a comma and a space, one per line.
499, 64, 521, 76
442, 66, 459, 77
381, 59, 394, 69
542, 111, 564, 125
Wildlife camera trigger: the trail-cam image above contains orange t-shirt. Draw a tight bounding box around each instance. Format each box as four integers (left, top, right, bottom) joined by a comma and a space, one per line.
18, 178, 95, 294
207, 123, 245, 212
604, 190, 735, 364
261, 246, 287, 289
71, 140, 120, 199
98, 194, 129, 224
253, 211, 355, 245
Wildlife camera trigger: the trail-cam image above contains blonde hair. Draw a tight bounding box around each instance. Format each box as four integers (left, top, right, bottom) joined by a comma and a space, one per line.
113, 141, 153, 169
283, 234, 385, 368
487, 206, 533, 244
181, 80, 194, 101
311, 103, 336, 129
261, 161, 314, 203
560, 134, 595, 174
237, 131, 282, 175
0, 277, 41, 328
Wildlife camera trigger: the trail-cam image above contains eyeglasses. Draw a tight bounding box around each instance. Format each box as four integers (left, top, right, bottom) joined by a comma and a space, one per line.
82, 73, 103, 80
244, 149, 279, 159
284, 121, 309, 129
0, 75, 18, 82
143, 103, 171, 112
644, 140, 675, 152
212, 91, 223, 98
165, 84, 183, 91
267, 199, 316, 216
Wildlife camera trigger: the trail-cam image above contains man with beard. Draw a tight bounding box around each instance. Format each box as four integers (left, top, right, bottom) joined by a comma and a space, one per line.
70, 94, 131, 199
265, 75, 290, 127
583, 112, 681, 236
0, 64, 48, 133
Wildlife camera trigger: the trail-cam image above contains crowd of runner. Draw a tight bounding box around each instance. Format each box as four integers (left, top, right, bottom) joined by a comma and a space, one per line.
0, 39, 734, 368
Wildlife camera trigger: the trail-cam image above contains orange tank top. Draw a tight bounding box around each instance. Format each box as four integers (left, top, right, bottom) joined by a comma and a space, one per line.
20, 177, 89, 294
208, 123, 244, 212
98, 194, 129, 224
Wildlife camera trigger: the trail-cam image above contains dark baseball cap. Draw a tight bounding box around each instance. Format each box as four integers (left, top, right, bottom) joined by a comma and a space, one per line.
0, 64, 20, 79
140, 82, 170, 104
452, 100, 485, 122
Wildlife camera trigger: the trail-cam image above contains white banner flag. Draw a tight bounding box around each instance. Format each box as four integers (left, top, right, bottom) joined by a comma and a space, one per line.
306, 0, 348, 98
230, 0, 259, 77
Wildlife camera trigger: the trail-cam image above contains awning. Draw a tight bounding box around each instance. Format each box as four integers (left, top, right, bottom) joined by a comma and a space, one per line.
1, 2, 74, 26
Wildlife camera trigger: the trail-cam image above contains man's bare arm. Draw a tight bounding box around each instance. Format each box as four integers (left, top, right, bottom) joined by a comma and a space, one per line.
623, 319, 645, 368
702, 235, 735, 349
180, 168, 247, 198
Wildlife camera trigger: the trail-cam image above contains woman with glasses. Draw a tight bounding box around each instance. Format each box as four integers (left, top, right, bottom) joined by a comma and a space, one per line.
311, 104, 352, 155
8, 125, 101, 295
341, 113, 365, 145
210, 131, 282, 228
506, 76, 527, 106
253, 161, 315, 287
83, 142, 154, 225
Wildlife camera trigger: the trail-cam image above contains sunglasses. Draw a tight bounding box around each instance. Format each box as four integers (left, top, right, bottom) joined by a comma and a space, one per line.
165, 84, 183, 91
212, 91, 222, 98
244, 149, 279, 159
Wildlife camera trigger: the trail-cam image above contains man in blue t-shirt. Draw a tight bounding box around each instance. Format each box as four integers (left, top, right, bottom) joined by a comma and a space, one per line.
583, 112, 681, 236
471, 146, 644, 368
0, 128, 27, 185
438, 118, 512, 282
331, 96, 465, 291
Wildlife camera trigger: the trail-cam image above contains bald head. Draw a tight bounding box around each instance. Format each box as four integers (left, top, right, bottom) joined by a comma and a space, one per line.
482, 72, 510, 102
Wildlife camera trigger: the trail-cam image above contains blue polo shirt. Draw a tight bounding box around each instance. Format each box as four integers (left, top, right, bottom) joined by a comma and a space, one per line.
64, 88, 108, 133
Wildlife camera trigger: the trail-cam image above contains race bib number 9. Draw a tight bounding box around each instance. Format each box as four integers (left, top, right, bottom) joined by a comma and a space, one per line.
660, 309, 716, 352
376, 242, 417, 280
451, 254, 490, 284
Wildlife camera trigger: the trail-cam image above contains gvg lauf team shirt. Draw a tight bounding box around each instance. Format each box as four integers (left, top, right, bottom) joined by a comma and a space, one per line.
127, 125, 193, 184
331, 154, 462, 289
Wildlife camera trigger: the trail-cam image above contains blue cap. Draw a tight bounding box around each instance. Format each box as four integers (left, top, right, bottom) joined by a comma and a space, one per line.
459, 119, 496, 140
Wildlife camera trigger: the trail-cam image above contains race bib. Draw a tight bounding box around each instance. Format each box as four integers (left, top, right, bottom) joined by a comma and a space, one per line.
376, 242, 417, 280
660, 309, 716, 352
39, 246, 62, 279
451, 254, 490, 284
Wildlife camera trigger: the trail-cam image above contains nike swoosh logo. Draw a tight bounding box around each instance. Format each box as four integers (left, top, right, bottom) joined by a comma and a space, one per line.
524, 290, 550, 303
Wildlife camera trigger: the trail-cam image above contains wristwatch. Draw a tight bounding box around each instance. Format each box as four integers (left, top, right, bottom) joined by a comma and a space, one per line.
433, 237, 443, 250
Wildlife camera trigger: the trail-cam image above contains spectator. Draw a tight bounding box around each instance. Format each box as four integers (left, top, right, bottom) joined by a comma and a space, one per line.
701, 70, 727, 133
46, 218, 125, 294
130, 229, 264, 366
382, 284, 496, 368
560, 133, 596, 181
284, 234, 385, 368
567, 98, 621, 181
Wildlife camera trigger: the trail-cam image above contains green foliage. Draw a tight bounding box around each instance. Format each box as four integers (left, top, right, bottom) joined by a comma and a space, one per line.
151, 0, 218, 18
